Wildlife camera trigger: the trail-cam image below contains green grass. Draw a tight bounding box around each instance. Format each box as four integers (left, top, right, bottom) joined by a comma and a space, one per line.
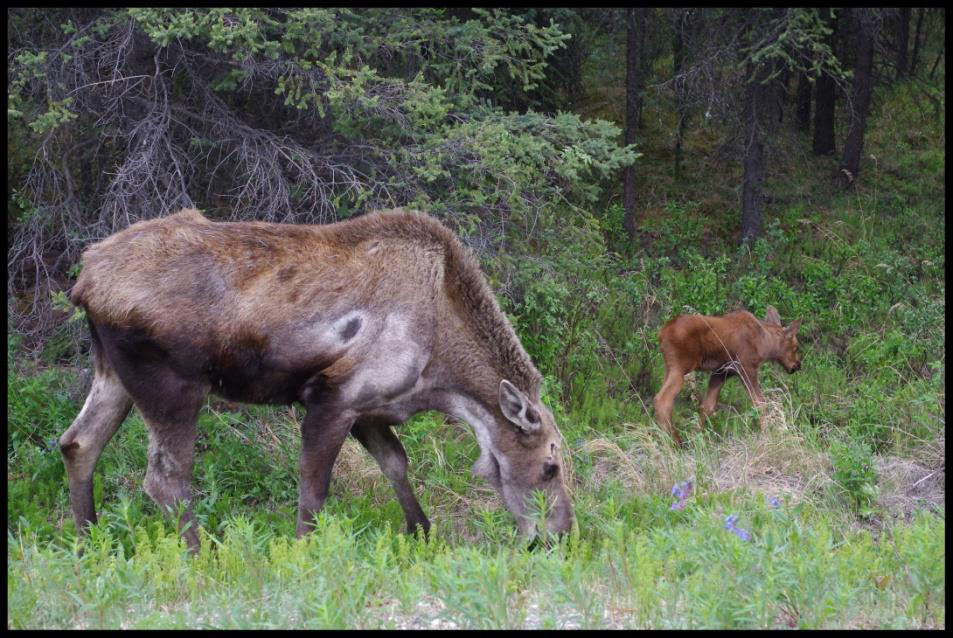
8, 486, 944, 629
7, 70, 945, 629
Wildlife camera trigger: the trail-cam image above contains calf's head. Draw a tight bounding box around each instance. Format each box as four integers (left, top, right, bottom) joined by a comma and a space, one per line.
764, 306, 803, 373
472, 380, 574, 539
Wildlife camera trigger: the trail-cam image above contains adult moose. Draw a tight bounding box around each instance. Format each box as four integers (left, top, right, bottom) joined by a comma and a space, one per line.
654, 306, 802, 446
61, 208, 574, 552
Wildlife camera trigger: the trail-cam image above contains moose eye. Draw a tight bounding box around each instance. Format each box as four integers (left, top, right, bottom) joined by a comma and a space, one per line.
525, 408, 539, 424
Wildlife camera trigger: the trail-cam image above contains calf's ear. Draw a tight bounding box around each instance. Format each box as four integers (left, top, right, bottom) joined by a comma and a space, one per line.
499, 380, 541, 433
764, 306, 782, 326
784, 319, 802, 337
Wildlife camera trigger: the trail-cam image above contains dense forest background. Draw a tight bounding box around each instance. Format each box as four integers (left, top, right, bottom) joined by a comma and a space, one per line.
8, 7, 944, 346
7, 8, 946, 629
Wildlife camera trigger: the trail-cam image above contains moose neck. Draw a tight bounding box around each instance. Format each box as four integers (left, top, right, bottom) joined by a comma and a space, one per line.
423, 370, 514, 479
757, 323, 783, 361
431, 295, 542, 408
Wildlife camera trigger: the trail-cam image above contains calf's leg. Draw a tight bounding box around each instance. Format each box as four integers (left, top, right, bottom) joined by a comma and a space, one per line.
699, 371, 728, 425
654, 366, 686, 446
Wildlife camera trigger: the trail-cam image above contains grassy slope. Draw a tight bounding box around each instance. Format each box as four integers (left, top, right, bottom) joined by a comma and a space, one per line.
7, 75, 945, 627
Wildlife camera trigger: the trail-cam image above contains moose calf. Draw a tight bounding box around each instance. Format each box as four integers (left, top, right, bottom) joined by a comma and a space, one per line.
654, 306, 802, 445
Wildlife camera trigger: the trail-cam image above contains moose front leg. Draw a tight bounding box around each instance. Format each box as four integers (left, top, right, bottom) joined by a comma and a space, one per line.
737, 365, 768, 430
351, 421, 430, 536
296, 406, 356, 536
699, 371, 728, 425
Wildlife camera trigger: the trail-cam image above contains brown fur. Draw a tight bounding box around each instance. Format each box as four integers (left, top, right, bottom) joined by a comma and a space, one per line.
71, 208, 542, 399
653, 307, 803, 446
62, 208, 573, 551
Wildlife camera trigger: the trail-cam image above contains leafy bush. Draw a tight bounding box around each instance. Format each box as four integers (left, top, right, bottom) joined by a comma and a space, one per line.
659, 250, 731, 316
7, 361, 79, 462
7, 7, 638, 342
830, 438, 879, 517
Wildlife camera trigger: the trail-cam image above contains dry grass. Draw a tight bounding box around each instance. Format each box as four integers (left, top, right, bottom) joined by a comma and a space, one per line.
580, 382, 946, 531
708, 427, 832, 505
875, 427, 945, 521
581, 421, 686, 498
581, 414, 826, 509
758, 389, 791, 433
333, 439, 389, 495
578, 371, 826, 505
703, 384, 831, 503
362, 595, 459, 630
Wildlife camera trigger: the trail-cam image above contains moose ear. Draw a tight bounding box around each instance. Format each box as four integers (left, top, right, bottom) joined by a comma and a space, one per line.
784, 319, 802, 337
764, 306, 782, 326
499, 380, 541, 434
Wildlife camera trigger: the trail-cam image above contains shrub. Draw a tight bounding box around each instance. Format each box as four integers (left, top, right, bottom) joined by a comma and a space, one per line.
830, 438, 879, 517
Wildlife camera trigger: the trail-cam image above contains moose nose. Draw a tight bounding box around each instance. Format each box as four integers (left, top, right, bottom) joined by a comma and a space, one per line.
546, 502, 575, 536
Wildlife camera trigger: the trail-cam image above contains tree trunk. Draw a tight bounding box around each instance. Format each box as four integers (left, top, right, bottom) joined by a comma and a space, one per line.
812, 8, 838, 155
772, 63, 789, 125
741, 62, 767, 243
635, 9, 648, 129
840, 9, 877, 188
910, 7, 926, 75
563, 32, 584, 110
673, 9, 687, 179
622, 8, 641, 240
896, 7, 911, 79
795, 72, 812, 133
929, 40, 944, 81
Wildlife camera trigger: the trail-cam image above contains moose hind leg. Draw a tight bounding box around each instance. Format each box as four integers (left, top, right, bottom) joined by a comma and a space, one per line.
141, 414, 202, 553
351, 421, 430, 536
654, 368, 686, 445
59, 364, 133, 534
136, 374, 206, 554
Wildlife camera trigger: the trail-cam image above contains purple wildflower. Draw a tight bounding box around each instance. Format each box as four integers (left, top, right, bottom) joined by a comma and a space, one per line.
670, 479, 694, 511
730, 525, 751, 541
681, 479, 693, 498
769, 497, 781, 510
724, 514, 751, 541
